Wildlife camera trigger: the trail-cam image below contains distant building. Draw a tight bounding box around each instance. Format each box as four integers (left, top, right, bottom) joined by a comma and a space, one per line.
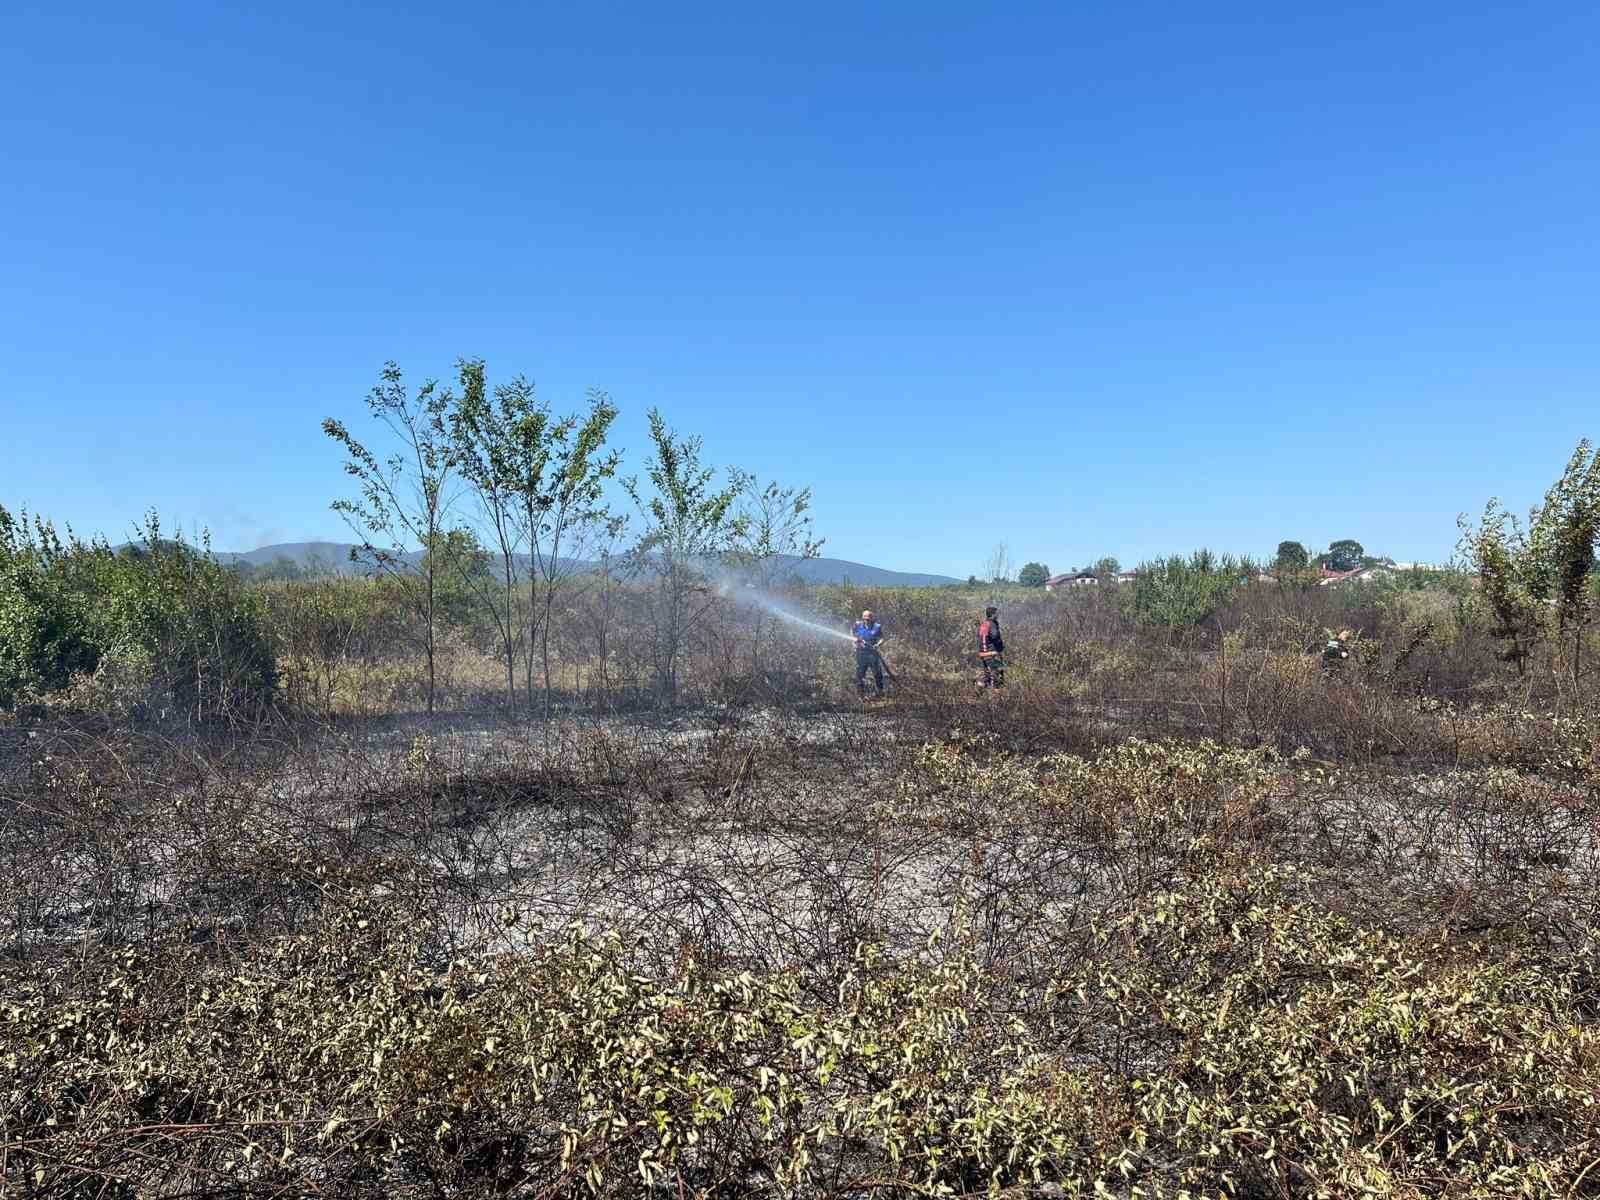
1044, 571, 1099, 591
1319, 565, 1426, 586
1045, 569, 1140, 591
1260, 562, 1436, 586
1317, 567, 1366, 586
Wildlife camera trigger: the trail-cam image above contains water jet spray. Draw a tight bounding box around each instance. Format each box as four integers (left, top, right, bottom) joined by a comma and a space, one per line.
717, 576, 898, 680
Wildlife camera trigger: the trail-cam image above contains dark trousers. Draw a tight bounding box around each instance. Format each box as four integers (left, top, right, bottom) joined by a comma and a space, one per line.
979, 653, 1005, 688
855, 648, 884, 694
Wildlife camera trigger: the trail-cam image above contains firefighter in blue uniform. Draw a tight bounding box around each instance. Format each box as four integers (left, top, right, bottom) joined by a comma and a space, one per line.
852, 609, 885, 697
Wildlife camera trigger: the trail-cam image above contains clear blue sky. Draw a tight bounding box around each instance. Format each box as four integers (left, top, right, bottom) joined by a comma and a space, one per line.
3, 2, 1597, 576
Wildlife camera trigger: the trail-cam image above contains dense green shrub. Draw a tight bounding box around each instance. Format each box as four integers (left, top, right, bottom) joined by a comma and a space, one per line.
1130, 549, 1255, 628
0, 506, 275, 719
0, 508, 99, 705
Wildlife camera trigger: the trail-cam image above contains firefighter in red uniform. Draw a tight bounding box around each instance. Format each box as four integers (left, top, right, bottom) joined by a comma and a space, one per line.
977, 606, 1005, 689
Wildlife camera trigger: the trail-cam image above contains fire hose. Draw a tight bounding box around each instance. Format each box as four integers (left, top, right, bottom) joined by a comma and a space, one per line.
857, 638, 898, 680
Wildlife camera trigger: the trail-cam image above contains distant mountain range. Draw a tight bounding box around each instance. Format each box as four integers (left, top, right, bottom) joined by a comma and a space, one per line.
222, 542, 960, 588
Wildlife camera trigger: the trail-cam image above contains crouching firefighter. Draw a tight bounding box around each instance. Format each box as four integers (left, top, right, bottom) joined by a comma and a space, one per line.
1321, 628, 1353, 674
853, 609, 886, 698
977, 606, 1005, 689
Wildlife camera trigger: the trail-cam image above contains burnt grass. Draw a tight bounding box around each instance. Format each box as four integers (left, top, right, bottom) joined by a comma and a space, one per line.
3, 687, 1599, 1197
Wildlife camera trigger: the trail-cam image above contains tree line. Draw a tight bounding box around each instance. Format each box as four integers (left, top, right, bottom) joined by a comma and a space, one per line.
1008, 541, 1379, 590
323, 359, 819, 715
4, 361, 1593, 719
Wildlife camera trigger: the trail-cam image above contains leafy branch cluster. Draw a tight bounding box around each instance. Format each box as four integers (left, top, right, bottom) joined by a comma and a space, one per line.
1461, 439, 1600, 679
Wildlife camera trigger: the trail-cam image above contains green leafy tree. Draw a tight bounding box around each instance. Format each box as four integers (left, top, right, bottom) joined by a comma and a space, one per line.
420, 527, 495, 630
729, 476, 822, 586
1275, 540, 1309, 571
1017, 562, 1050, 588
1463, 503, 1543, 676
624, 410, 747, 700
1461, 439, 1600, 681
450, 360, 538, 709
527, 392, 623, 717
1090, 556, 1121, 579
1547, 443, 1600, 687
324, 362, 457, 714
453, 365, 623, 716
1323, 539, 1365, 572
